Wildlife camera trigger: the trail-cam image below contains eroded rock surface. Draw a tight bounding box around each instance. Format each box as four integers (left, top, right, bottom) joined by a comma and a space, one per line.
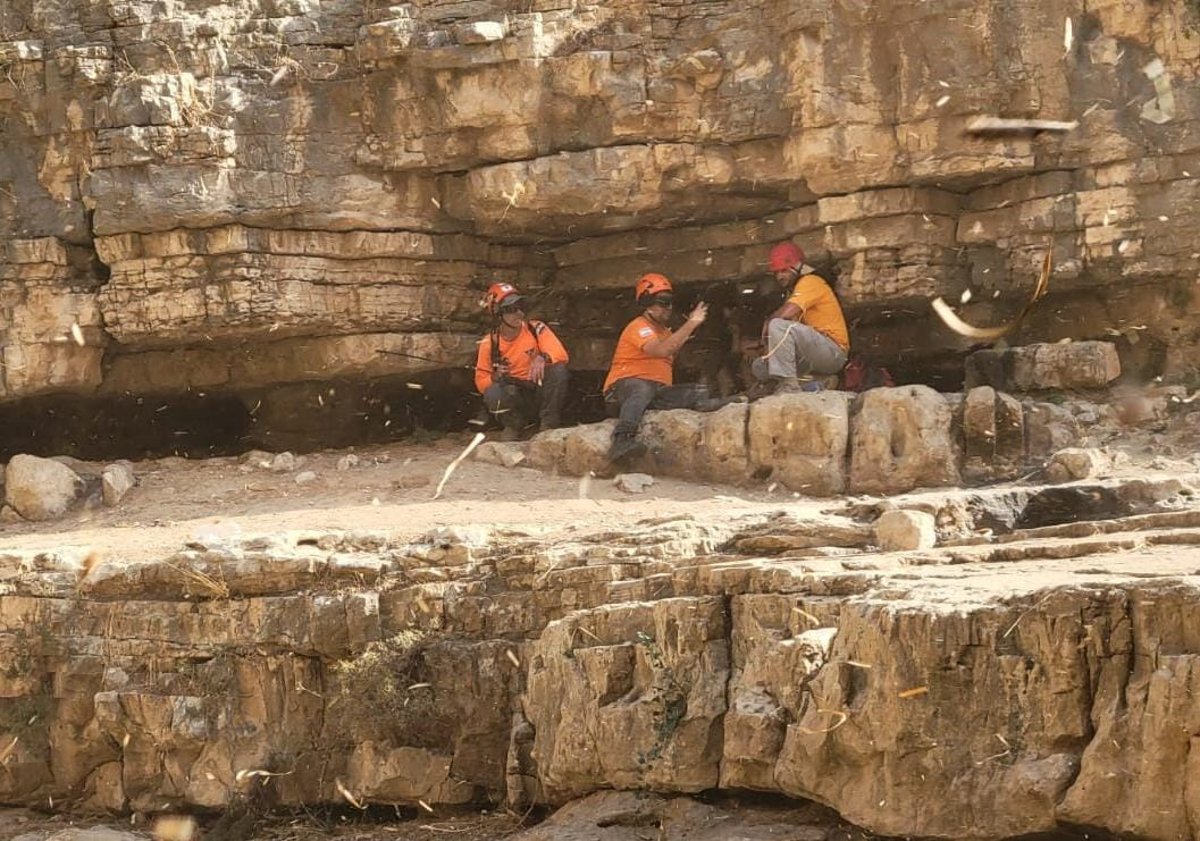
1, 471, 1199, 840
1, 1, 1198, 405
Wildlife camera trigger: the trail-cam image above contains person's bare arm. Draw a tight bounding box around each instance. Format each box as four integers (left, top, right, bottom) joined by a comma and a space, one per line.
643, 303, 708, 358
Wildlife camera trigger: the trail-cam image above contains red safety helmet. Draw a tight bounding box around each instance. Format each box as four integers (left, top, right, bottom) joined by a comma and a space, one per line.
635, 272, 674, 303
768, 242, 805, 273
482, 282, 524, 315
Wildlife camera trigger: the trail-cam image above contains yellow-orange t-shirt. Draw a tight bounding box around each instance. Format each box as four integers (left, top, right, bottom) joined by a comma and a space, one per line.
786, 273, 850, 352
603, 315, 673, 392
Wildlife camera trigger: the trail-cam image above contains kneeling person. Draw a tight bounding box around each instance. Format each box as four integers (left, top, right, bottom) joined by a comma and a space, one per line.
752, 242, 849, 393
604, 273, 741, 463
475, 283, 570, 441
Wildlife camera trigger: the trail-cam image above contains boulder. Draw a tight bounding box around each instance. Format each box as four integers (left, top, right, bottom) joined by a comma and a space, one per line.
962, 386, 1025, 483
699, 402, 751, 484
4, 454, 84, 521
1025, 402, 1082, 457
527, 427, 572, 472
336, 454, 360, 471
748, 392, 853, 496
100, 462, 136, 506
561, 420, 617, 477
875, 509, 938, 551
848, 386, 960, 495
527, 598, 729, 801
966, 342, 1121, 392
639, 410, 704, 477
1043, 448, 1108, 483
295, 470, 318, 485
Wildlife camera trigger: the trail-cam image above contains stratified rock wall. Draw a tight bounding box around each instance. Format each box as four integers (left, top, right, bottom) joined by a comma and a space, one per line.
2, 495, 1200, 839
2, 0, 1199, 401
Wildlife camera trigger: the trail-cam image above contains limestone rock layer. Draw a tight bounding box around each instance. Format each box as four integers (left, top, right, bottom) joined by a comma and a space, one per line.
3, 495, 1200, 839
2, 0, 1199, 401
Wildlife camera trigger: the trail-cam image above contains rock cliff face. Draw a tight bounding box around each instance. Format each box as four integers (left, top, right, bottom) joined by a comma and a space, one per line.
2, 0, 1199, 430
2, 478, 1200, 839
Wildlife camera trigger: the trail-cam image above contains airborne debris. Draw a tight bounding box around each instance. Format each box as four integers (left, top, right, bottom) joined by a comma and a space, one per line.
898, 686, 930, 699
935, 95, 951, 108
335, 777, 364, 809
505, 649, 521, 667
965, 117, 1078, 134
931, 246, 1052, 338
70, 323, 85, 346
432, 432, 486, 500
152, 816, 196, 841
797, 709, 849, 735
1063, 17, 1073, 55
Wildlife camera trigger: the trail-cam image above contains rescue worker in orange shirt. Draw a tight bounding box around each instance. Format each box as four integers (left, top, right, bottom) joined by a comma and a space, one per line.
603, 273, 743, 464
749, 242, 850, 393
475, 283, 570, 441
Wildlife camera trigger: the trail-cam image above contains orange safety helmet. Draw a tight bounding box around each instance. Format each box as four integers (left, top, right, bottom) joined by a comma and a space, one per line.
768, 242, 805, 272
482, 282, 524, 315
635, 272, 674, 303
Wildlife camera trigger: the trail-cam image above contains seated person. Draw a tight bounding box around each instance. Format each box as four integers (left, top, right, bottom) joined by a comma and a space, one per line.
475, 282, 569, 441
603, 272, 742, 463
750, 242, 850, 394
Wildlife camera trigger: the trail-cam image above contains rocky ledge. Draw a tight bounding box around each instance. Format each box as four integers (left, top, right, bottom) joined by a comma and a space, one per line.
2, 468, 1199, 840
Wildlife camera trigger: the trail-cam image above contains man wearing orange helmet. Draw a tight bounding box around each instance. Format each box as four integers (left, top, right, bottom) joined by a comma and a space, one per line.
475, 282, 570, 441
603, 273, 742, 464
751, 241, 849, 393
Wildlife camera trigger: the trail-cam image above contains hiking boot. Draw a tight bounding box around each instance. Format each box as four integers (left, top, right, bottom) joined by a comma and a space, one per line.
607, 435, 647, 464
695, 395, 749, 412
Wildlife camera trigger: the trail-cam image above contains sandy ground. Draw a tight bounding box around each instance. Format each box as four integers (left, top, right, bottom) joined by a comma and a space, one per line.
0, 433, 816, 560
1, 417, 1197, 561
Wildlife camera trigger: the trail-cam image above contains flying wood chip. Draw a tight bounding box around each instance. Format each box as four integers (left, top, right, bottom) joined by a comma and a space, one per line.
931, 248, 1052, 339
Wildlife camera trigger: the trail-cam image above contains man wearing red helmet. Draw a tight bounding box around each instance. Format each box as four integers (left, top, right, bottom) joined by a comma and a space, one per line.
475, 282, 570, 441
603, 273, 743, 464
751, 242, 849, 393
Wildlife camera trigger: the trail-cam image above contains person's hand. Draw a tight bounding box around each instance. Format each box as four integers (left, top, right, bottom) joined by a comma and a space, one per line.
529, 354, 546, 385
687, 302, 708, 326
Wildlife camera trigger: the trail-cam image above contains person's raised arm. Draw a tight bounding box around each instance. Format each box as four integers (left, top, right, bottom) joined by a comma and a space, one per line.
643, 302, 708, 358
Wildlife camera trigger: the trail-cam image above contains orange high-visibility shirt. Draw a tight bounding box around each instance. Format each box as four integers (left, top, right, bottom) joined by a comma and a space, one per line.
603, 315, 673, 392
785, 273, 850, 352
475, 321, 569, 393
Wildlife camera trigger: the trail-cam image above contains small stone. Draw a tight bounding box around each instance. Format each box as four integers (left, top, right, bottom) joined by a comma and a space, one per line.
269, 452, 297, 472
875, 509, 938, 551
614, 473, 655, 494
240, 449, 274, 466
295, 470, 318, 485
474, 442, 527, 468
1043, 447, 1107, 483
0, 505, 23, 524
336, 454, 360, 471
101, 462, 136, 506
394, 473, 432, 489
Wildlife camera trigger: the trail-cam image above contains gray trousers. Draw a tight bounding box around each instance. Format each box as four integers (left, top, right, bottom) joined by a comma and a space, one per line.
752, 318, 847, 380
